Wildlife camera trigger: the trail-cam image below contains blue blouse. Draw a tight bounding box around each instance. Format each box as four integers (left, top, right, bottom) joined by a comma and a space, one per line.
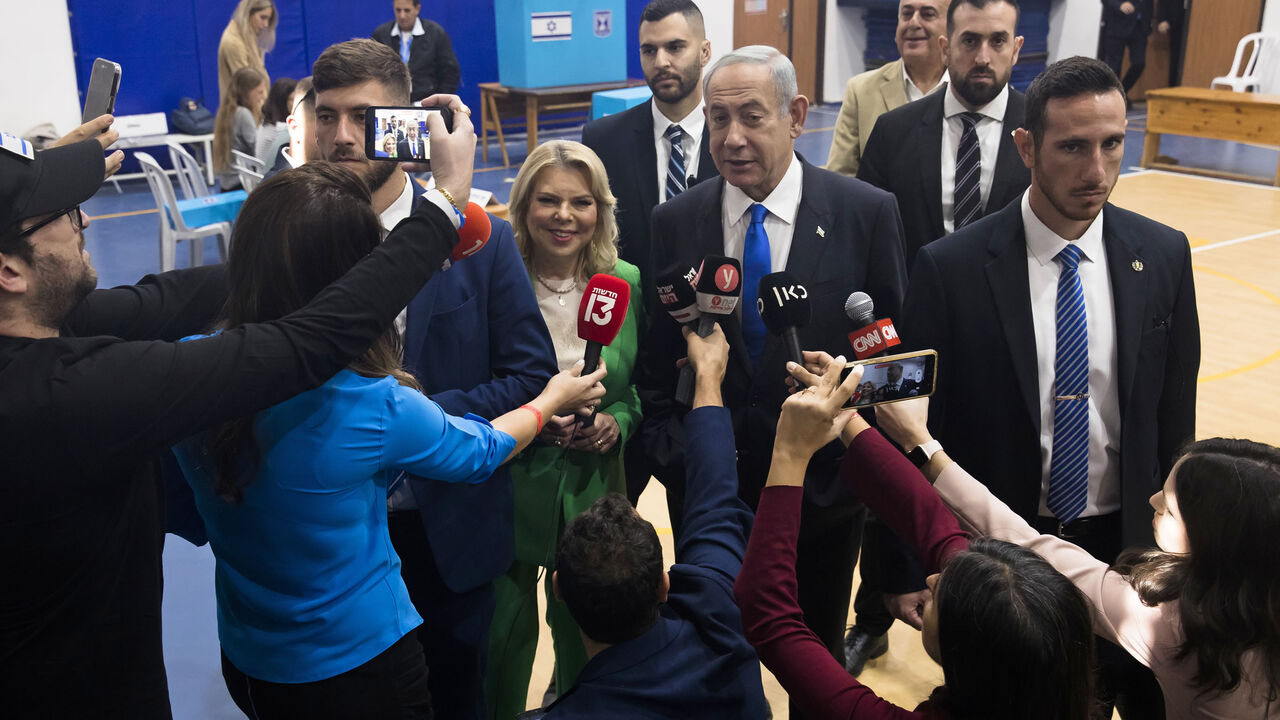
173, 369, 516, 683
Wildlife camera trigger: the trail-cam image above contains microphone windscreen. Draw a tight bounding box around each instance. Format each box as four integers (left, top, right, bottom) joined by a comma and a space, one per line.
694, 255, 742, 316
758, 272, 811, 333
451, 202, 492, 261
656, 265, 700, 324
577, 273, 631, 346
844, 291, 875, 327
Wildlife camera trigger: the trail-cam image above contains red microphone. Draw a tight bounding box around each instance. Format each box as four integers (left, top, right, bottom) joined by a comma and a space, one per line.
844, 291, 901, 360
451, 202, 492, 261
576, 273, 631, 427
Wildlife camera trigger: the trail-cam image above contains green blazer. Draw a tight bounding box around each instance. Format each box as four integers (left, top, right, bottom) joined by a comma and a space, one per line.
511, 260, 644, 567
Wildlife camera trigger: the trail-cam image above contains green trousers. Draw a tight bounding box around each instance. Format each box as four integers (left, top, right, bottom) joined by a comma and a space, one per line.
485, 559, 588, 720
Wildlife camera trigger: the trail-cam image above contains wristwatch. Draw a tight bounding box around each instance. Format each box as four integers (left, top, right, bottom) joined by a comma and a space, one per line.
907, 440, 943, 468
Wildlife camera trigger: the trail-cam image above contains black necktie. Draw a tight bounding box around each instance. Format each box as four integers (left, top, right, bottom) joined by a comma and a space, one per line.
954, 111, 984, 229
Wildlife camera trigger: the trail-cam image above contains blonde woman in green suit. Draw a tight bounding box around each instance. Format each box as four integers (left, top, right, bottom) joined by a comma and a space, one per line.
487, 140, 643, 718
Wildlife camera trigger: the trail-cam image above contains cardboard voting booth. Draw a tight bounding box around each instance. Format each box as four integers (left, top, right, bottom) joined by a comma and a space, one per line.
495, 0, 627, 88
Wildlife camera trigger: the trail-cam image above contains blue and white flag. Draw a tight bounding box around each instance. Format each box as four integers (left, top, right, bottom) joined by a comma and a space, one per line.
531, 12, 572, 42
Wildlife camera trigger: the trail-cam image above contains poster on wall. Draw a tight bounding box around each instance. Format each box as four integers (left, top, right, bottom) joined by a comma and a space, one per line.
745, 0, 767, 14
531, 11, 572, 42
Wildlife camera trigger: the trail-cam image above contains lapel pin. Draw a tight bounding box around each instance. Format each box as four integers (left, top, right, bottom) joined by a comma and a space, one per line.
816, 226, 825, 238
1131, 260, 1144, 272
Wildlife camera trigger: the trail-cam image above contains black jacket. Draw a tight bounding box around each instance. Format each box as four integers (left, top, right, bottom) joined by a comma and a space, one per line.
372, 18, 461, 101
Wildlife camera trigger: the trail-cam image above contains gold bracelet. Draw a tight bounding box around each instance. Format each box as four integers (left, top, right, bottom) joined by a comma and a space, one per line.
436, 186, 463, 216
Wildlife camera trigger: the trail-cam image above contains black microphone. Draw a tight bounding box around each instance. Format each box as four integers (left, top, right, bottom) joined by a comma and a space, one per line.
758, 271, 810, 369
657, 265, 701, 406
686, 174, 697, 189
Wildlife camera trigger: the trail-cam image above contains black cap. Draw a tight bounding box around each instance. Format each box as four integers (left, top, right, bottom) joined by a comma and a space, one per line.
758, 271, 811, 333
1, 138, 105, 235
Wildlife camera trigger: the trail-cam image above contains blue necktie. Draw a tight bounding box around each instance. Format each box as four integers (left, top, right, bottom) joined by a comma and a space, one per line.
953, 111, 984, 229
742, 203, 771, 364
1047, 244, 1090, 524
665, 124, 686, 201
400, 34, 412, 64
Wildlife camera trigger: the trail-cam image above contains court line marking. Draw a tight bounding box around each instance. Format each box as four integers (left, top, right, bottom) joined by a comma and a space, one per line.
1141, 168, 1280, 191
86, 208, 157, 221
1193, 265, 1280, 383
1191, 229, 1280, 254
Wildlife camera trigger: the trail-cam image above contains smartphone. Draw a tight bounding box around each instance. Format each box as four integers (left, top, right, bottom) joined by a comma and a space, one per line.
364, 105, 454, 162
839, 349, 938, 409
82, 58, 122, 123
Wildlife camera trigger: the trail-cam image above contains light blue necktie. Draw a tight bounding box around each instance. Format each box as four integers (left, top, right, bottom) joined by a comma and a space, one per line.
665, 124, 686, 200
400, 34, 412, 64
741, 203, 771, 364
1047, 244, 1089, 524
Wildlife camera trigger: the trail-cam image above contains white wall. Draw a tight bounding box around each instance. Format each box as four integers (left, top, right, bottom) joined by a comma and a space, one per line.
694, 0, 735, 67
1264, 0, 1280, 35
824, 2, 868, 103
1047, 0, 1103, 64
0, 0, 82, 138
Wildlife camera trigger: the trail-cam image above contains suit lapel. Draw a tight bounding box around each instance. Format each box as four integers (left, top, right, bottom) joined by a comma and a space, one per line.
784, 162, 834, 283
919, 94, 946, 238
695, 124, 717, 184
634, 100, 660, 214
404, 190, 442, 367
1102, 204, 1146, 417
989, 91, 1026, 214
878, 61, 909, 113
984, 203, 1041, 433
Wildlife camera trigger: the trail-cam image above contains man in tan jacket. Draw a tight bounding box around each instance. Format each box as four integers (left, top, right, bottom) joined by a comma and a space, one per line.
825, 0, 948, 177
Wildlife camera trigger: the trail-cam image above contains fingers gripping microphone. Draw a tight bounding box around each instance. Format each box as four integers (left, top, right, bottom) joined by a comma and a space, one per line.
657, 265, 701, 406
451, 202, 492, 261
844, 291, 901, 360
576, 273, 631, 426
758, 271, 810, 368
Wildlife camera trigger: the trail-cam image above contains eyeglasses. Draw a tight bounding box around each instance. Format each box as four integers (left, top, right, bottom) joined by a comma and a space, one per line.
10, 206, 84, 241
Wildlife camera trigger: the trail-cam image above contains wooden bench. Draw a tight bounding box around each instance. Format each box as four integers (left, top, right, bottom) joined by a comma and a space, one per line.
1142, 87, 1280, 186
479, 79, 646, 168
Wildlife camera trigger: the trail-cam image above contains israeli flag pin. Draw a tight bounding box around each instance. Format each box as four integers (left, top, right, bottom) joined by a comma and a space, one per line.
1132, 260, 1144, 272
816, 226, 825, 238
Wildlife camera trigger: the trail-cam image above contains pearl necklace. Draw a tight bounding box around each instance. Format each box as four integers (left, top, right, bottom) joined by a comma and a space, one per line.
535, 272, 578, 306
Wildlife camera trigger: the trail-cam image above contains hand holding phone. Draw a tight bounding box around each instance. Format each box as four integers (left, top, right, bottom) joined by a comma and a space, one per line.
837, 350, 938, 409
82, 58, 121, 124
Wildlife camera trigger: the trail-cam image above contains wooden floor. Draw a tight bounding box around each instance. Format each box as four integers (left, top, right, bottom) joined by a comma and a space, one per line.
522, 169, 1280, 717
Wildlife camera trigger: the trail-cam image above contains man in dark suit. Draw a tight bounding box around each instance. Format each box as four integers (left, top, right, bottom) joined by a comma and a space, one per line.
859, 0, 1030, 267
875, 363, 920, 401
900, 56, 1198, 718
545, 325, 767, 719
582, 0, 720, 504
372, 0, 461, 102
637, 45, 907, 720
313, 40, 557, 720
397, 125, 427, 160
1101, 0, 1155, 100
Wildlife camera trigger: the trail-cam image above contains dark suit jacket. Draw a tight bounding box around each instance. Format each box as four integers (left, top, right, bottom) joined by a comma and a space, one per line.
581, 99, 719, 309
397, 138, 426, 160
372, 18, 461, 101
858, 88, 1030, 268
1103, 0, 1155, 37
402, 194, 558, 592
901, 200, 1200, 554
636, 161, 908, 507
545, 407, 768, 719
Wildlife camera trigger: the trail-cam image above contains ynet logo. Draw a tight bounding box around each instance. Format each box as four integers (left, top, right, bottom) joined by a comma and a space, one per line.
713, 264, 739, 292
582, 287, 618, 326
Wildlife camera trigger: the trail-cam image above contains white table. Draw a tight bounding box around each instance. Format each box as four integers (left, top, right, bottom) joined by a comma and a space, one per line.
109, 132, 216, 189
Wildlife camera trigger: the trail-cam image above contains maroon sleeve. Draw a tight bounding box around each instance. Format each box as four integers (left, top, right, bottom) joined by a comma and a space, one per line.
840, 429, 970, 573
735, 485, 924, 720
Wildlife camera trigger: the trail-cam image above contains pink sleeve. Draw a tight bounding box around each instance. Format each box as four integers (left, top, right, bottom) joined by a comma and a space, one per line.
735, 485, 925, 720
933, 463, 1169, 667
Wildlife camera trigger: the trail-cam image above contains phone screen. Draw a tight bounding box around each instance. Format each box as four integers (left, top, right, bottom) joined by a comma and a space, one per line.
365, 106, 443, 161
840, 350, 938, 408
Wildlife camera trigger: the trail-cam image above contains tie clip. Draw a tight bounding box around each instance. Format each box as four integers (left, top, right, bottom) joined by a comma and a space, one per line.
1054, 392, 1089, 402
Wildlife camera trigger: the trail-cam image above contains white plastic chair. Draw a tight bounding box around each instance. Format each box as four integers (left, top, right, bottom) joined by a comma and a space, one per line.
1212, 32, 1280, 94
231, 149, 267, 193
136, 152, 231, 272
167, 141, 210, 200
238, 166, 265, 193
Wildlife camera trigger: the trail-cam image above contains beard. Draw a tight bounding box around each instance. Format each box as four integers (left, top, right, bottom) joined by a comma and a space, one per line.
951, 66, 1009, 108
32, 249, 97, 329
647, 61, 701, 104
361, 158, 399, 195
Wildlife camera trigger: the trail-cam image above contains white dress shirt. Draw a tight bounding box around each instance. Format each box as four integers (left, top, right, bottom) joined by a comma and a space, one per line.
1022, 191, 1122, 519
941, 84, 1009, 233
722, 153, 803, 289
903, 65, 946, 103
652, 100, 705, 203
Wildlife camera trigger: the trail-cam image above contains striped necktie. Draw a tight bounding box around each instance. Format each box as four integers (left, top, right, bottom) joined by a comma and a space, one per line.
1046, 243, 1090, 524
741, 203, 771, 364
953, 111, 984, 229
665, 124, 686, 201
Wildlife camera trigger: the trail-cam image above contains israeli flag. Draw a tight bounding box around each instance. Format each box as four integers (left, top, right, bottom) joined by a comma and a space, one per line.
531, 11, 572, 41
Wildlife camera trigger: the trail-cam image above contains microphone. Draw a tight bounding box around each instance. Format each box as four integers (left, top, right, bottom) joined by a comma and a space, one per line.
844, 291, 901, 360
576, 273, 632, 427
758, 271, 810, 368
451, 202, 491, 261
657, 265, 701, 406
694, 255, 742, 337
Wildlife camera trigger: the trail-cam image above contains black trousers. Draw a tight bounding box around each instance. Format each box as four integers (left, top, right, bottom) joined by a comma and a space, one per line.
221, 632, 432, 719
1103, 29, 1150, 94
1032, 514, 1165, 719
851, 515, 895, 636
389, 510, 496, 720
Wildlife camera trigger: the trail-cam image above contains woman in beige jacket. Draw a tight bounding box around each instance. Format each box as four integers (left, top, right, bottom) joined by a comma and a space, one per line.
217, 0, 277, 101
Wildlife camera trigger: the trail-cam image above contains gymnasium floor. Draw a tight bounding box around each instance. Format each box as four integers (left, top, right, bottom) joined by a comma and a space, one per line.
78, 103, 1280, 718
